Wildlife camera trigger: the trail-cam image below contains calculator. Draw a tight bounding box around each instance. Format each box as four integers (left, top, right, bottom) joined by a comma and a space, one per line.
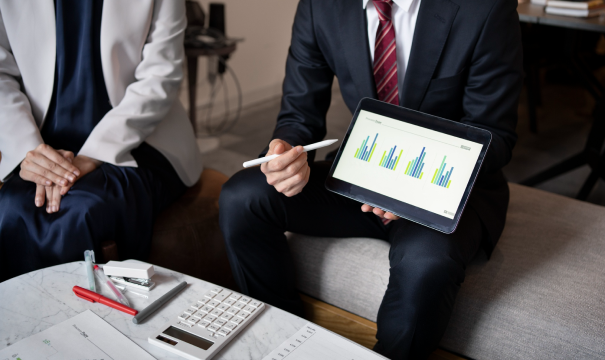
148, 286, 265, 360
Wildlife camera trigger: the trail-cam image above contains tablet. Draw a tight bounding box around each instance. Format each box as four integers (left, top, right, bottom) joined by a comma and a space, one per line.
325, 98, 491, 234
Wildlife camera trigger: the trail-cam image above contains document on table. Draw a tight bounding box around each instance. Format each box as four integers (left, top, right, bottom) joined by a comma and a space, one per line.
0, 310, 155, 360
263, 322, 388, 360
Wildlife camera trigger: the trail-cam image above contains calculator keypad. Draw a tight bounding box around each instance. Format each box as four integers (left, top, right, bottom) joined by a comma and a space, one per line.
176, 287, 264, 342
199, 320, 211, 328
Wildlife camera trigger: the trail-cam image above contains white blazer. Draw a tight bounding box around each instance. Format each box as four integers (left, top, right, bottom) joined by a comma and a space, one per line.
0, 0, 203, 186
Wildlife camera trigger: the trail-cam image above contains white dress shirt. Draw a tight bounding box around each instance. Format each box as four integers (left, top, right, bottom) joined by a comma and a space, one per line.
364, 0, 421, 87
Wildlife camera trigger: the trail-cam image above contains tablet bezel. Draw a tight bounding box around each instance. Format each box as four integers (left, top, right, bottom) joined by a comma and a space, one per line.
325, 98, 492, 234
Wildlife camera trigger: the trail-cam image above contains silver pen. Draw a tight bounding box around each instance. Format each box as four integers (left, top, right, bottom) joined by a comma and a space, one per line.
83, 250, 96, 292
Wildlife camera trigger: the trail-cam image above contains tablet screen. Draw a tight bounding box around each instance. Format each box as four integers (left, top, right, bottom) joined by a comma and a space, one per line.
332, 110, 483, 219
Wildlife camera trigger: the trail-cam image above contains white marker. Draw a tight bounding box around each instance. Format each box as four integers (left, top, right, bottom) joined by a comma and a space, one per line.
243, 139, 339, 168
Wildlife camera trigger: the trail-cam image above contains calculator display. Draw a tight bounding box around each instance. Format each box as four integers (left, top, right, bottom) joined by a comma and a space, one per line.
163, 326, 214, 350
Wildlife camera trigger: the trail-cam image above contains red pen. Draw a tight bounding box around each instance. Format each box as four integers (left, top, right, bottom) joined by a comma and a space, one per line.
73, 285, 138, 316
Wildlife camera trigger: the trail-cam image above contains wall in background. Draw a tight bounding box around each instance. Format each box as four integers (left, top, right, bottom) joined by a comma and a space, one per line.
181, 0, 299, 134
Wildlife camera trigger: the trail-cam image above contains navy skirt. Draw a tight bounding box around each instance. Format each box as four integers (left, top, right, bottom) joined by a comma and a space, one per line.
0, 143, 187, 282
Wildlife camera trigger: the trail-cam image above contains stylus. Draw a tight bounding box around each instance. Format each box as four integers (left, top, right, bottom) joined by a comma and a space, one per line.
243, 139, 339, 168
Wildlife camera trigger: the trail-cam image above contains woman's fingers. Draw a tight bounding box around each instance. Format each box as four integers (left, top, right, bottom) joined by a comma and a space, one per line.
44, 185, 62, 213
35, 144, 80, 176
27, 152, 76, 182
35, 184, 45, 207
43, 184, 62, 213
37, 149, 76, 212
19, 169, 53, 186
19, 144, 80, 186
45, 185, 53, 213
60, 184, 72, 196
20, 145, 79, 186
20, 161, 71, 186
50, 185, 62, 213
57, 150, 75, 163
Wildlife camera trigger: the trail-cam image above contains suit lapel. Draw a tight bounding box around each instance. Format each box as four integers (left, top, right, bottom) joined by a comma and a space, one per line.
337, 0, 377, 101
400, 0, 459, 109
100, 0, 153, 106
0, 0, 56, 125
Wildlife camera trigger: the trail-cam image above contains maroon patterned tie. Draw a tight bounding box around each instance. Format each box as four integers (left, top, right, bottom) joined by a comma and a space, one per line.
373, 0, 398, 225
373, 0, 399, 106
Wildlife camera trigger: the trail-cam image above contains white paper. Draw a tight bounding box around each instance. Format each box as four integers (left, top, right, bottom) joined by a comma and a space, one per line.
0, 310, 155, 360
262, 322, 388, 360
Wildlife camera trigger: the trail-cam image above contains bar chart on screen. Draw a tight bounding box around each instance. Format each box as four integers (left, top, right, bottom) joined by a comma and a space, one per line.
403, 147, 427, 180
431, 155, 454, 188
354, 133, 379, 162
333, 110, 483, 219
378, 145, 403, 170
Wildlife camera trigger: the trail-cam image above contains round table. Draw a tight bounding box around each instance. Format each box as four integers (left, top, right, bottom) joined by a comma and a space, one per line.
0, 260, 306, 359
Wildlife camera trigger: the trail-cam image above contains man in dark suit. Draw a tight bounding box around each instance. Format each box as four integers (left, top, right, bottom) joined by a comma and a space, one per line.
219, 0, 522, 358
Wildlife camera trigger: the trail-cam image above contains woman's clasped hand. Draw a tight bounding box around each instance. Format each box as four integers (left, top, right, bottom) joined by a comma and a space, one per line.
18, 144, 101, 213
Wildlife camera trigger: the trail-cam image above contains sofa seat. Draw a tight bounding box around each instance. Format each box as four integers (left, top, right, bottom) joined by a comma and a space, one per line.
287, 183, 605, 359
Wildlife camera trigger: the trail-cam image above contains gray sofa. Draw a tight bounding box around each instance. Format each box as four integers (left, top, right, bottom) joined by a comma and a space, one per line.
288, 183, 605, 359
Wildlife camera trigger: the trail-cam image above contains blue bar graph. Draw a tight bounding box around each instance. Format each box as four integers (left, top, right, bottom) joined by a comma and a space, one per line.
431, 155, 454, 188
404, 147, 426, 179
354, 133, 378, 162
379, 145, 403, 171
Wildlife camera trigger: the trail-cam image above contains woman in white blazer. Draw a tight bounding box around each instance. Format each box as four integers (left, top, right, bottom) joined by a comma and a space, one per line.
0, 0, 202, 281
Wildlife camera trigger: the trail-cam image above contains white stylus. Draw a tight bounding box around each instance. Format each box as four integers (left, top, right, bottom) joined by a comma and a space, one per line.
243, 139, 339, 168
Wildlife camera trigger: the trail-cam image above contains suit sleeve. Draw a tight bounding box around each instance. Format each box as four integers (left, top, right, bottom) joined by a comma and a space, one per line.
460, 0, 523, 174
78, 0, 186, 166
262, 0, 334, 161
0, 8, 44, 181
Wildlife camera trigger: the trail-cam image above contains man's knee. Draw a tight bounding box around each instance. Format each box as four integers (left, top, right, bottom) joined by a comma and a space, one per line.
389, 233, 465, 292
219, 167, 282, 249
390, 254, 464, 306
219, 167, 276, 216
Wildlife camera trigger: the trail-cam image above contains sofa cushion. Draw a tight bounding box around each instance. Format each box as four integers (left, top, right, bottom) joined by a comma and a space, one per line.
287, 183, 605, 359
288, 235, 390, 321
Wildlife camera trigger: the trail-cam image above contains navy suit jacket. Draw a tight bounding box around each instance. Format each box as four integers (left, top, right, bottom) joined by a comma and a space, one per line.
267, 0, 523, 254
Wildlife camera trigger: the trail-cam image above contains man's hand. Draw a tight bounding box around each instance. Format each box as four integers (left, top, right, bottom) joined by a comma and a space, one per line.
36, 154, 102, 213
361, 204, 400, 221
261, 139, 310, 197
20, 144, 81, 187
